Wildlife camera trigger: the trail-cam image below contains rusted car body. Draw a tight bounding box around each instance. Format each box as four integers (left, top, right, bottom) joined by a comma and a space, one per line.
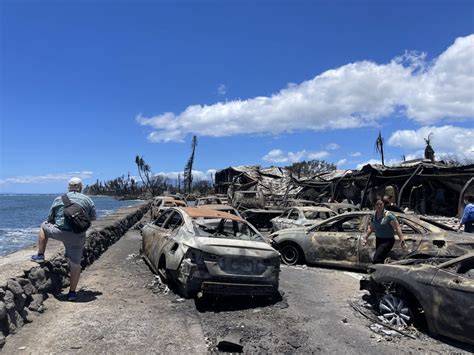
150, 197, 188, 220
360, 253, 474, 345
270, 206, 336, 232
195, 196, 223, 207
278, 199, 318, 208
270, 211, 474, 267
141, 207, 280, 297
316, 202, 360, 214
197, 204, 242, 218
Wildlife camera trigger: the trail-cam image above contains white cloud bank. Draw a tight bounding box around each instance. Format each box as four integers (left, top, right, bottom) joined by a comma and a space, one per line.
262, 149, 329, 163
0, 171, 94, 185
155, 169, 216, 181
137, 35, 474, 142
388, 125, 474, 158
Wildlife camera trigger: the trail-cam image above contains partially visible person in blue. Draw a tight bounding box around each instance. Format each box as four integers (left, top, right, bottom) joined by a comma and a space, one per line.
459, 195, 474, 233
31, 177, 96, 301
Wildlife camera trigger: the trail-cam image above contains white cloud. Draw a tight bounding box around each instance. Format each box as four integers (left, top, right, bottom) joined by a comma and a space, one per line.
154, 169, 216, 181
388, 125, 474, 158
336, 159, 347, 166
137, 35, 474, 142
356, 159, 401, 170
262, 149, 329, 163
0, 171, 94, 185
350, 152, 362, 157
217, 84, 227, 95
325, 143, 340, 150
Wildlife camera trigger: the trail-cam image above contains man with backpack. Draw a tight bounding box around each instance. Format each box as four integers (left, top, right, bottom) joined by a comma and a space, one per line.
31, 177, 96, 301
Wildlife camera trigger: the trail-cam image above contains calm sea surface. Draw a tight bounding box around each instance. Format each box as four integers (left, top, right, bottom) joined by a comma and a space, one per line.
0, 194, 143, 257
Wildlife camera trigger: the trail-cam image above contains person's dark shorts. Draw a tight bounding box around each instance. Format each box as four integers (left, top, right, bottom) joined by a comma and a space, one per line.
41, 222, 86, 265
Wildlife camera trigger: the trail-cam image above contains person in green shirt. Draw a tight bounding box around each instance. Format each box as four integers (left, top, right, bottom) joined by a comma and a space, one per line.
362, 198, 406, 264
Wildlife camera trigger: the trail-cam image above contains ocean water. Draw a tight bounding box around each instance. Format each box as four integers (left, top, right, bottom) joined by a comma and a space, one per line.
0, 194, 142, 257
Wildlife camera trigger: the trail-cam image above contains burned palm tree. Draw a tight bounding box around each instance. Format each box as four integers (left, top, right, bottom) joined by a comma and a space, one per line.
375, 131, 385, 166
135, 155, 153, 196
424, 132, 435, 162
184, 135, 198, 194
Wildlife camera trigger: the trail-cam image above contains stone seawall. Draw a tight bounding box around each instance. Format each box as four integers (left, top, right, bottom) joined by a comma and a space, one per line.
0, 202, 150, 347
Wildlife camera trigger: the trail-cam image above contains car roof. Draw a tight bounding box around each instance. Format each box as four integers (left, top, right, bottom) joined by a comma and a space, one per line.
294, 206, 333, 212
181, 207, 243, 221
198, 204, 235, 210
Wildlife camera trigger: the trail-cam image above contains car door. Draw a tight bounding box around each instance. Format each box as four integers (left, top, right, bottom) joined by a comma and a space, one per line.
357, 215, 424, 265
142, 209, 174, 268
388, 216, 425, 260
285, 208, 301, 228
274, 209, 291, 230
429, 257, 474, 342
306, 214, 364, 267
159, 210, 184, 256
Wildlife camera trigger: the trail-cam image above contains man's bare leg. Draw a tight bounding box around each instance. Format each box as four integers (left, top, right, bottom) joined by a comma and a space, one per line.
38, 226, 48, 255
69, 263, 81, 292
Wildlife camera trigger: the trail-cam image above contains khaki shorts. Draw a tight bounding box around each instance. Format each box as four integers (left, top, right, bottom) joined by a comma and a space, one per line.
41, 222, 86, 265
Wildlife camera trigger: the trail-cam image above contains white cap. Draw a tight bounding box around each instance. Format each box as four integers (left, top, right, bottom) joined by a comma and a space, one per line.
68, 177, 83, 186
68, 177, 83, 192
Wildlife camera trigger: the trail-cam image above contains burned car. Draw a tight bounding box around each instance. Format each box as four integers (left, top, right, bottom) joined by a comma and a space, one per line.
141, 207, 280, 297
278, 199, 318, 208
360, 253, 474, 345
316, 202, 360, 214
150, 196, 187, 220
270, 206, 336, 232
271, 211, 474, 268
195, 196, 223, 206
197, 204, 242, 218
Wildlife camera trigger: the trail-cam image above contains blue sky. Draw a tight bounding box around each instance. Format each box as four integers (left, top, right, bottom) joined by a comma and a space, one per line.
1, 0, 473, 193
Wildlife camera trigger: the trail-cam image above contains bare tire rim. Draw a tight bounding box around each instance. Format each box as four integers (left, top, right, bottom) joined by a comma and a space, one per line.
379, 294, 412, 327
281, 245, 299, 265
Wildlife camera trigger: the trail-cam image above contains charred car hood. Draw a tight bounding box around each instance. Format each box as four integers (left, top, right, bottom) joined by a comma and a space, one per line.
190, 237, 279, 258
271, 226, 306, 237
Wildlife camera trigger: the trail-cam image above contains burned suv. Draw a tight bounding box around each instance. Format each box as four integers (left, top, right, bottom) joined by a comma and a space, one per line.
141, 207, 280, 297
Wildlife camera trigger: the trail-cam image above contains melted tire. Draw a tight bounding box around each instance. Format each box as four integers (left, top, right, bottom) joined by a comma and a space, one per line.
280, 243, 302, 266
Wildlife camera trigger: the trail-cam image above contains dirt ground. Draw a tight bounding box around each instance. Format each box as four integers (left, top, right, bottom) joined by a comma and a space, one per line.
2, 228, 473, 354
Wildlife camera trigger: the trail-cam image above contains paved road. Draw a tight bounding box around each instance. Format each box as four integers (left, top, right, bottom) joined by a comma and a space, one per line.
2, 229, 472, 353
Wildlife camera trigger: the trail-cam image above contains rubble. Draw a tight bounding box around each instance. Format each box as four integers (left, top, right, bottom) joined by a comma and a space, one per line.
217, 329, 244, 352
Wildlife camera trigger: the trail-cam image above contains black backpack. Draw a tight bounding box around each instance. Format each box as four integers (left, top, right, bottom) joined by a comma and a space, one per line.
61, 194, 91, 233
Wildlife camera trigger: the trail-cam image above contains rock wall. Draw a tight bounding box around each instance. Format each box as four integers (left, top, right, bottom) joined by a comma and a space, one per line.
0, 203, 150, 347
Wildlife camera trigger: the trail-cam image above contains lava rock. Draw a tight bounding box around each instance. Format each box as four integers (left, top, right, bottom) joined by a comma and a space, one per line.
4, 291, 15, 310
0, 301, 6, 320
6, 280, 23, 296
28, 294, 44, 312
14, 293, 27, 311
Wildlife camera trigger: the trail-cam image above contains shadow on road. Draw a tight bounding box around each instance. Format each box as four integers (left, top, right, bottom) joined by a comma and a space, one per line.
194, 293, 285, 313
54, 290, 103, 303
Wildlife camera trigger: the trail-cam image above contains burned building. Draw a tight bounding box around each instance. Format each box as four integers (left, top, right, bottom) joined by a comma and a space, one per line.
215, 165, 302, 203
296, 160, 474, 217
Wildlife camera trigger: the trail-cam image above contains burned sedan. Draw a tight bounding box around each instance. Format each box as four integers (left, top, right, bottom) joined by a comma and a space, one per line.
270, 206, 336, 232
270, 211, 474, 268
360, 253, 474, 345
141, 207, 280, 297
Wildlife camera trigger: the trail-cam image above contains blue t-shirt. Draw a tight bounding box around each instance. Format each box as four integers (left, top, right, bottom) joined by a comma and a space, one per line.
461, 203, 474, 232
48, 192, 96, 230
370, 210, 397, 239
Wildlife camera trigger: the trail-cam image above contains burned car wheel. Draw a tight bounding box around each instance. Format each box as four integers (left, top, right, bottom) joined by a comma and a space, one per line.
378, 293, 413, 327
280, 243, 303, 265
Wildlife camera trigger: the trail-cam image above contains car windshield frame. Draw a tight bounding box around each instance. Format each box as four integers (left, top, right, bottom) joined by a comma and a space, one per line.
192, 217, 266, 242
